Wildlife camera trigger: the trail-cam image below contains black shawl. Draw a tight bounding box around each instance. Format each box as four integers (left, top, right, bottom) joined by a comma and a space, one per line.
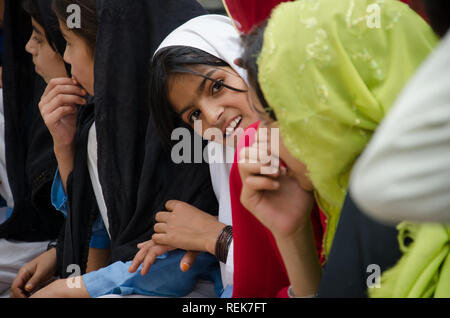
317, 194, 402, 298
57, 0, 218, 277
0, 0, 64, 241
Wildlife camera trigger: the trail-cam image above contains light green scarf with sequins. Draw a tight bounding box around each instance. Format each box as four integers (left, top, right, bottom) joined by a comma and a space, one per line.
369, 223, 450, 298
258, 0, 438, 258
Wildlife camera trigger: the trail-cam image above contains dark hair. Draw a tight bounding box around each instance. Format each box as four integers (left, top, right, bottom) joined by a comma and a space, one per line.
22, 0, 57, 51
424, 0, 450, 38
150, 46, 247, 143
51, 0, 97, 53
240, 22, 277, 122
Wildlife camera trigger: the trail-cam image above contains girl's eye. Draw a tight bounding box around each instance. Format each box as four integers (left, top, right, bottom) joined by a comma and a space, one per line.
33, 36, 43, 44
189, 110, 201, 123
211, 80, 224, 95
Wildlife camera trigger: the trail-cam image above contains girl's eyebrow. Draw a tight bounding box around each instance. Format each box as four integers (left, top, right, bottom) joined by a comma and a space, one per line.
59, 27, 70, 39
31, 23, 43, 35
197, 69, 218, 95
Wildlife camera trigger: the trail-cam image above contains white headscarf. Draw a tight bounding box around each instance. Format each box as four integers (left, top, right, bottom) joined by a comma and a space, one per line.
155, 14, 248, 84
154, 14, 246, 289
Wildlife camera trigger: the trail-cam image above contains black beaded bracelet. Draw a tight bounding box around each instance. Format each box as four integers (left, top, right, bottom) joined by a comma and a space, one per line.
215, 225, 233, 263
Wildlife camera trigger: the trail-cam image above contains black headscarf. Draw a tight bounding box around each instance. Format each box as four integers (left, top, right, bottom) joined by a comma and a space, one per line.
57, 0, 218, 277
0, 0, 63, 241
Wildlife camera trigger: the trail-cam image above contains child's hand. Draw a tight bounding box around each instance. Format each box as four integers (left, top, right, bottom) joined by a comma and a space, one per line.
38, 78, 87, 149
152, 200, 226, 256
128, 240, 175, 275
128, 240, 200, 274
238, 130, 314, 240
10, 249, 58, 298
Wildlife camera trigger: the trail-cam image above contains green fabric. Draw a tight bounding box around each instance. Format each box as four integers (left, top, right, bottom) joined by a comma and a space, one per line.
258, 0, 438, 257
369, 223, 450, 298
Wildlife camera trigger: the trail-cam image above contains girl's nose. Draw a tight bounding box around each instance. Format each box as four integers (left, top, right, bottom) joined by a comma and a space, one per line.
25, 38, 35, 55
201, 102, 224, 127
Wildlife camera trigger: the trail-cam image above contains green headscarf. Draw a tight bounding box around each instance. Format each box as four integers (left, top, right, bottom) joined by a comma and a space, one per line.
369, 222, 450, 298
258, 0, 438, 257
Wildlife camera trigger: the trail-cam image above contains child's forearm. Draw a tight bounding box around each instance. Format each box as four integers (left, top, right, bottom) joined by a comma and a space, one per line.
30, 278, 90, 298
274, 221, 321, 297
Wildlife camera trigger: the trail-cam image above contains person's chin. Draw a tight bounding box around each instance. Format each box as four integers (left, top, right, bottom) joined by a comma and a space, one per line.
34, 64, 40, 75
35, 68, 49, 83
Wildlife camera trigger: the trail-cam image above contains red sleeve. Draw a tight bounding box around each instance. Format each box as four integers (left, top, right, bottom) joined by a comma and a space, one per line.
230, 122, 290, 298
230, 122, 326, 297
277, 286, 290, 298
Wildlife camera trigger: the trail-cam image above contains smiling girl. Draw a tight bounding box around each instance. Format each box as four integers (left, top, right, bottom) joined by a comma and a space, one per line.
130, 14, 326, 298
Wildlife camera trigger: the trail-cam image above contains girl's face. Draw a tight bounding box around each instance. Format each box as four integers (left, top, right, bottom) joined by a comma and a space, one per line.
168, 65, 259, 148
59, 21, 95, 95
25, 18, 67, 83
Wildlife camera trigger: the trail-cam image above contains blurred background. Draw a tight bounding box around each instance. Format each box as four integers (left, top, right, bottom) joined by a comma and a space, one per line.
197, 0, 226, 15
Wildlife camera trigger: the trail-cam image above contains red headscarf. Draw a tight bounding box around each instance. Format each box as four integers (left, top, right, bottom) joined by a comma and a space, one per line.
222, 0, 294, 34
224, 0, 428, 34
403, 0, 429, 22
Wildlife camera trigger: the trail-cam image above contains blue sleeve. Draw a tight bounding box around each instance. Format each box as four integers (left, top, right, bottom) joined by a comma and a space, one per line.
5, 207, 13, 219
89, 214, 110, 249
51, 169, 69, 217
82, 250, 223, 298
52, 169, 110, 249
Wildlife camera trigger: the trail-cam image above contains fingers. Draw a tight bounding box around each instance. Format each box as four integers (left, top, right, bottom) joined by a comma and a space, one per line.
140, 245, 175, 276
244, 176, 280, 191
238, 161, 280, 179
129, 240, 176, 276
165, 200, 182, 212
180, 251, 200, 272
128, 240, 155, 273
153, 222, 167, 234
139, 249, 159, 276
42, 106, 78, 126
41, 78, 79, 99
40, 84, 86, 107
23, 270, 45, 295
239, 146, 280, 176
40, 94, 86, 117
136, 240, 151, 249
151, 233, 167, 246
155, 211, 171, 223
10, 266, 35, 298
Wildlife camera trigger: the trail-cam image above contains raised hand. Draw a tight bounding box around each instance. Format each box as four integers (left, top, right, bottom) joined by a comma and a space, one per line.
238, 130, 314, 240
38, 77, 87, 149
